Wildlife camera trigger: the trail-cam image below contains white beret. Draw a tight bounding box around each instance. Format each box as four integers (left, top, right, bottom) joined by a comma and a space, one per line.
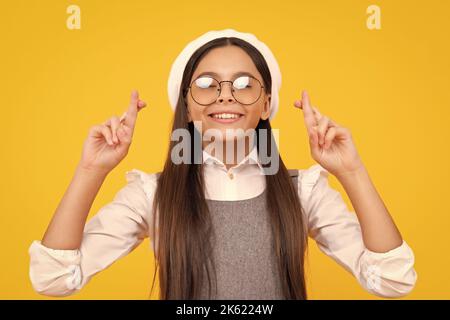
167, 28, 282, 121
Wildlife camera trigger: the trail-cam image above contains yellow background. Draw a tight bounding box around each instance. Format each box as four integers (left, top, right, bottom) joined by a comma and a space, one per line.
1, 0, 449, 299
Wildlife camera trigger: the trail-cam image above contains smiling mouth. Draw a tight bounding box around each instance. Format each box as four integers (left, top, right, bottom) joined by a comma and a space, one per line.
207, 112, 244, 123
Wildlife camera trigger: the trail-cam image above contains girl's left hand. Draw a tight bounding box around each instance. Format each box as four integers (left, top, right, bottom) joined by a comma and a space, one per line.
294, 90, 365, 178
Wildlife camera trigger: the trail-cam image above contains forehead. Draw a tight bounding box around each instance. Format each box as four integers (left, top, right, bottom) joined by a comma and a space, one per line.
192, 45, 262, 81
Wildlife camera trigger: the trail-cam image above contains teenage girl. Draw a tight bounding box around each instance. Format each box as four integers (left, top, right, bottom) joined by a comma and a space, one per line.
28, 29, 417, 299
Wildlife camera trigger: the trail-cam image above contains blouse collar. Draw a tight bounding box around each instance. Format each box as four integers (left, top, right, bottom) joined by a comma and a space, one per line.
202, 144, 264, 173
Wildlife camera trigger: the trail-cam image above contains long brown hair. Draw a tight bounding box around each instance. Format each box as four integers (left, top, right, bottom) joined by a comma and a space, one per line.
149, 37, 309, 299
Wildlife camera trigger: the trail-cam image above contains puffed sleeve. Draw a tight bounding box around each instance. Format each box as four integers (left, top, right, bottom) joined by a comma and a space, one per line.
28, 169, 158, 297
297, 164, 418, 298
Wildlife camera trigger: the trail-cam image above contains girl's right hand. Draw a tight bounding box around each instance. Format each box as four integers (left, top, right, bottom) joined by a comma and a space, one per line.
79, 90, 147, 175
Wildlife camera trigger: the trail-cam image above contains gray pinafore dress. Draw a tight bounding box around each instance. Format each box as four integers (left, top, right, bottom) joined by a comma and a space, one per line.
196, 169, 300, 299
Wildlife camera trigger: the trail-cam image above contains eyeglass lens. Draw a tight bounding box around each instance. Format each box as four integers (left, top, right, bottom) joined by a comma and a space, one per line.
190, 76, 262, 105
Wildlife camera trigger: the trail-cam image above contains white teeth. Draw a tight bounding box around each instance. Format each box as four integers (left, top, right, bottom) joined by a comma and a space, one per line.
211, 113, 241, 119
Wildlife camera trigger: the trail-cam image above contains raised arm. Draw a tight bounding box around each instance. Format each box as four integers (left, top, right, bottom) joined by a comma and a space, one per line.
41, 90, 146, 250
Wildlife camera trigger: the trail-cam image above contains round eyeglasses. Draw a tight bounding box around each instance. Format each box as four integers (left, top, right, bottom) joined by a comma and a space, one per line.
186, 75, 265, 106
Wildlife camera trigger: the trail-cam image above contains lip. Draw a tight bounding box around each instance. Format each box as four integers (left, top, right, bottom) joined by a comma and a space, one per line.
207, 112, 244, 124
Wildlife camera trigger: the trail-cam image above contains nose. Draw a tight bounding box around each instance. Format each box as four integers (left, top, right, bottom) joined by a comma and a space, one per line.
217, 82, 236, 104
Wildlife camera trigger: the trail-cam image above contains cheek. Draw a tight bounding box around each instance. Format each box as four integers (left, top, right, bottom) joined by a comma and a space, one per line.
241, 112, 260, 129
186, 101, 205, 121
243, 104, 265, 127
189, 108, 203, 121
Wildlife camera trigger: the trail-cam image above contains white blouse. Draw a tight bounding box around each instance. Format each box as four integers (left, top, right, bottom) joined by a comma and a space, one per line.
28, 146, 417, 298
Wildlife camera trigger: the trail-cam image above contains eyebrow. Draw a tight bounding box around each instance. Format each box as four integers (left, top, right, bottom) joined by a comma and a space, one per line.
195, 71, 256, 79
